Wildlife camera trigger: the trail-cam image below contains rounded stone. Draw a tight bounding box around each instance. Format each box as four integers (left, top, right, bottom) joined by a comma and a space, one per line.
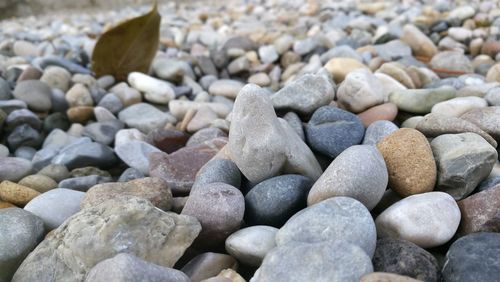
37, 164, 69, 182
307, 145, 388, 210
13, 80, 52, 112
337, 69, 385, 113
208, 79, 244, 99
0, 157, 33, 182
225, 225, 278, 267
305, 106, 365, 158
362, 120, 399, 145
324, 57, 369, 83
377, 128, 436, 197
0, 181, 40, 207
431, 96, 487, 117
18, 174, 57, 193
358, 103, 398, 127
276, 196, 377, 257
192, 159, 241, 192
376, 192, 461, 248
245, 174, 313, 227
360, 272, 421, 282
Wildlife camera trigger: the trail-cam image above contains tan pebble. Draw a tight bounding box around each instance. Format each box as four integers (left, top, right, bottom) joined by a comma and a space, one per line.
0, 181, 41, 206
324, 57, 368, 83
18, 174, 57, 193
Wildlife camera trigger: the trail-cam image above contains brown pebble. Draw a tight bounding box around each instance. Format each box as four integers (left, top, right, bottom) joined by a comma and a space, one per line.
0, 180, 41, 206
67, 106, 94, 123
358, 103, 398, 127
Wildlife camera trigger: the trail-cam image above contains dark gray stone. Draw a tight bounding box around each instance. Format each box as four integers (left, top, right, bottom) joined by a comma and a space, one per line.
58, 175, 113, 192
82, 120, 124, 145
245, 174, 313, 227
7, 124, 42, 150
6, 109, 42, 131
0, 77, 12, 100
191, 159, 241, 192
0, 157, 33, 181
51, 141, 117, 170
476, 176, 500, 193
118, 168, 145, 182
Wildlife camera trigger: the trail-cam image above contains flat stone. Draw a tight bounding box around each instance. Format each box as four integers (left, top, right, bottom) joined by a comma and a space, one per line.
58, 175, 113, 192
208, 79, 244, 99
18, 174, 57, 193
128, 72, 175, 104
118, 103, 176, 134
372, 237, 441, 282
389, 86, 456, 114
430, 51, 473, 75
85, 253, 190, 282
0, 208, 44, 282
0, 157, 33, 182
362, 120, 399, 145
270, 73, 335, 114
376, 192, 461, 248
245, 174, 313, 227
0, 181, 40, 207
181, 252, 238, 282
460, 106, 500, 143
442, 232, 500, 282
228, 84, 322, 184
115, 140, 162, 175
12, 197, 201, 282
377, 128, 436, 197
305, 106, 365, 158
457, 184, 500, 235
82, 177, 172, 211
24, 188, 85, 230
225, 225, 278, 267
431, 96, 487, 117
83, 120, 124, 145
431, 133, 498, 199
13, 80, 52, 112
400, 24, 438, 58
51, 141, 117, 170
181, 182, 244, 248
276, 197, 377, 257
307, 145, 388, 210
252, 241, 373, 282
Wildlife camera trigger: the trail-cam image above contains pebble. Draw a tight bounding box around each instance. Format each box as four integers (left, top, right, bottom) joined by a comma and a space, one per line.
442, 232, 500, 282
377, 128, 436, 197
118, 103, 176, 133
431, 96, 488, 117
24, 188, 84, 230
460, 106, 500, 143
430, 51, 473, 75
245, 174, 312, 227
51, 140, 117, 170
40, 66, 71, 91
372, 237, 441, 282
324, 57, 369, 83
358, 103, 398, 127
400, 24, 438, 58
115, 140, 162, 175
225, 225, 278, 267
0, 181, 40, 206
0, 157, 33, 182
37, 164, 69, 182
85, 253, 190, 282
147, 128, 189, 153
181, 252, 237, 282
66, 83, 93, 107
277, 197, 377, 257
362, 120, 398, 145
18, 174, 57, 193
359, 272, 421, 282
208, 79, 244, 99
431, 133, 497, 199
128, 72, 175, 104
376, 192, 461, 248
457, 185, 500, 235
58, 175, 113, 192
307, 145, 388, 210
337, 69, 385, 113
0, 208, 44, 282
12, 80, 52, 112
305, 106, 365, 158
192, 158, 241, 192
389, 86, 456, 114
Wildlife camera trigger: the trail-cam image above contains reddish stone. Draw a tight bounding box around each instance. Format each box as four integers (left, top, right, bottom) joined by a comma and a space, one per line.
358, 103, 398, 127
17, 66, 42, 82
149, 138, 227, 195
146, 128, 190, 153
481, 41, 500, 57
457, 184, 500, 235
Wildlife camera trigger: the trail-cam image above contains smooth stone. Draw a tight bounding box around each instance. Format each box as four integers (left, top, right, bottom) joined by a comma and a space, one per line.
270, 72, 335, 114
376, 192, 461, 248
191, 158, 241, 192
13, 80, 52, 112
477, 176, 500, 192
97, 94, 123, 114
360, 272, 421, 282
181, 182, 244, 247
15, 146, 36, 161
6, 109, 42, 131
430, 51, 473, 75
115, 140, 162, 175
82, 177, 172, 211
305, 106, 365, 158
70, 167, 110, 178
0, 157, 33, 182
457, 185, 500, 235
248, 73, 271, 87
485, 87, 500, 105
362, 120, 399, 145
377, 128, 436, 197
307, 145, 388, 210
208, 79, 244, 99
0, 145, 8, 158
282, 111, 305, 140
258, 45, 279, 63
66, 106, 94, 124
37, 164, 69, 182
51, 141, 117, 170
85, 253, 190, 282
460, 106, 500, 143
442, 232, 500, 282
225, 225, 278, 267
128, 72, 175, 104
146, 128, 190, 153
431, 133, 498, 199
373, 237, 441, 282
18, 174, 57, 193
40, 66, 71, 92
34, 55, 91, 74
276, 197, 377, 257
150, 140, 225, 195
169, 100, 231, 120
376, 63, 415, 89
118, 168, 144, 182
252, 241, 373, 282
375, 40, 412, 61
358, 103, 398, 127
109, 82, 142, 107
416, 113, 497, 147
227, 56, 250, 75
400, 24, 437, 58
324, 57, 369, 83
181, 252, 238, 282
83, 120, 123, 145
58, 175, 113, 192
389, 86, 456, 114
7, 124, 42, 150
24, 188, 84, 230
486, 63, 500, 82
228, 84, 322, 184
153, 58, 189, 83
43, 112, 70, 132
337, 69, 385, 113
431, 96, 487, 117
187, 106, 218, 133
0, 208, 44, 282
448, 5, 475, 20
187, 127, 227, 148
245, 174, 313, 227
118, 103, 176, 134
12, 197, 201, 281
375, 72, 408, 95
66, 83, 93, 107
0, 77, 12, 100
115, 128, 146, 148
0, 181, 40, 206
0, 100, 28, 114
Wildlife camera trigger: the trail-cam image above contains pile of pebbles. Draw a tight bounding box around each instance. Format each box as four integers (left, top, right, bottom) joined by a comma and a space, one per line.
1, 0, 500, 281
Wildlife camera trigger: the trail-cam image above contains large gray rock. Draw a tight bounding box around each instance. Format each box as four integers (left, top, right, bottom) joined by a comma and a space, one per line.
270, 73, 335, 114
376, 192, 461, 248
431, 133, 498, 199
24, 188, 85, 230
307, 145, 388, 209
228, 84, 322, 184
337, 69, 385, 113
276, 197, 377, 257
0, 208, 45, 282
251, 241, 373, 282
85, 253, 190, 282
225, 225, 278, 267
12, 197, 201, 282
